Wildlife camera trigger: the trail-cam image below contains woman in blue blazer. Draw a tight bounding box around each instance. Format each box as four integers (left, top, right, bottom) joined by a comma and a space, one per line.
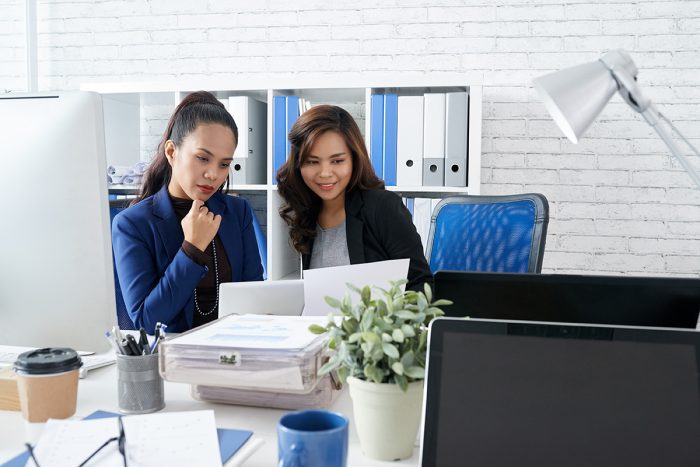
112, 92, 263, 333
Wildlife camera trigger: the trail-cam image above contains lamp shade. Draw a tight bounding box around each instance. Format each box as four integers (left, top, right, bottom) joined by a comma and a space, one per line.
533, 59, 619, 143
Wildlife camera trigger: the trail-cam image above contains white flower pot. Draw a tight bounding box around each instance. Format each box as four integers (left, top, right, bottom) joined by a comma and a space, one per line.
347, 376, 424, 461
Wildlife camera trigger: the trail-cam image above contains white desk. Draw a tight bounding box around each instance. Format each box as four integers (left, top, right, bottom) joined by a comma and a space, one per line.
0, 364, 420, 466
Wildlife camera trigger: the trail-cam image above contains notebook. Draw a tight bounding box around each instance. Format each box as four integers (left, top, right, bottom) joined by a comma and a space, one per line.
2, 410, 254, 467
434, 271, 700, 328
420, 318, 700, 467
218, 280, 305, 317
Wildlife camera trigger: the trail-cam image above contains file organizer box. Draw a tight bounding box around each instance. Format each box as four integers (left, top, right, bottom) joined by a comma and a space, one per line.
191, 373, 342, 410
159, 314, 328, 394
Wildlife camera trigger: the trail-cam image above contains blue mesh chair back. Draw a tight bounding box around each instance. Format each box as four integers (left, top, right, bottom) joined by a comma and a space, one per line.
426, 194, 549, 274
109, 199, 136, 330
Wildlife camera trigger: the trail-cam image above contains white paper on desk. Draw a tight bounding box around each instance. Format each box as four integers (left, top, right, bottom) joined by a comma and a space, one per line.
33, 410, 222, 467
302, 259, 410, 316
172, 314, 326, 350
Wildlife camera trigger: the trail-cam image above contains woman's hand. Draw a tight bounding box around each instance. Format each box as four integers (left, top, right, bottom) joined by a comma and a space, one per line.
181, 200, 222, 251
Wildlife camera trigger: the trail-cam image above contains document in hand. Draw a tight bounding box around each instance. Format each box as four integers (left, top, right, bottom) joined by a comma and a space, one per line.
301, 258, 410, 316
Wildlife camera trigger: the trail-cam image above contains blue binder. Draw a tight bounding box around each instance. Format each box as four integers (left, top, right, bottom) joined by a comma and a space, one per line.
286, 95, 300, 157
383, 93, 398, 186
370, 94, 384, 179
272, 95, 286, 184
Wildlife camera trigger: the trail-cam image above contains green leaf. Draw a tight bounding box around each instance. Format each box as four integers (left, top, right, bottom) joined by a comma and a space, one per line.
318, 354, 340, 375
401, 324, 416, 337
350, 304, 362, 322
400, 350, 415, 368
417, 293, 428, 312
392, 328, 405, 343
361, 286, 371, 305
348, 332, 363, 344
381, 332, 392, 342
336, 366, 349, 384
431, 299, 453, 307
424, 283, 433, 302
346, 283, 362, 295
391, 361, 404, 375
404, 366, 425, 379
362, 331, 381, 344
425, 307, 444, 317
324, 296, 342, 309
308, 324, 327, 334
382, 342, 399, 359
360, 307, 375, 331
396, 310, 417, 320
394, 374, 408, 392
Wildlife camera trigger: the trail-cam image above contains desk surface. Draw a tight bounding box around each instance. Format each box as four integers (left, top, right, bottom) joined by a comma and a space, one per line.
0, 364, 420, 466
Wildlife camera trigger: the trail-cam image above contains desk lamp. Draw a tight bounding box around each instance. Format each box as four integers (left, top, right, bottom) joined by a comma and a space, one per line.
533, 49, 700, 190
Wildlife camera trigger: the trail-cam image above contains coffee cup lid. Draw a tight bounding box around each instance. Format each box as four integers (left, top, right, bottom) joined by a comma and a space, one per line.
14, 348, 83, 375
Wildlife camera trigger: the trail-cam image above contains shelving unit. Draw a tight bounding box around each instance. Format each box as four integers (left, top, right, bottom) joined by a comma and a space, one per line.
82, 76, 482, 280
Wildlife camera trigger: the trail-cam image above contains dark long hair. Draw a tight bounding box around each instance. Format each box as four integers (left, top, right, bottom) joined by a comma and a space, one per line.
276, 105, 384, 254
133, 91, 238, 205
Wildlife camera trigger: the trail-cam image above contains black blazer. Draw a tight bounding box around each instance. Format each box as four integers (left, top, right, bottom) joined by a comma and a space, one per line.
302, 189, 434, 292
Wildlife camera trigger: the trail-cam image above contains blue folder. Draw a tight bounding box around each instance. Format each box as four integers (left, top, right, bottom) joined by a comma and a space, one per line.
370, 93, 385, 179
1, 410, 253, 467
383, 93, 398, 186
272, 95, 287, 185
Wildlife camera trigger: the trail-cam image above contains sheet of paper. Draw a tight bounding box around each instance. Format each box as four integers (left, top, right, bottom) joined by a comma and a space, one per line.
302, 258, 410, 316
171, 314, 326, 350
32, 410, 222, 467
0, 345, 115, 378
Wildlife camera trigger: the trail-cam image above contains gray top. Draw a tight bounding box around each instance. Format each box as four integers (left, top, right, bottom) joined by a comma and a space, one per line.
309, 220, 351, 269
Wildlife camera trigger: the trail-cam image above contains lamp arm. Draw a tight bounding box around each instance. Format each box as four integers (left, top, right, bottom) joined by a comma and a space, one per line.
641, 103, 700, 190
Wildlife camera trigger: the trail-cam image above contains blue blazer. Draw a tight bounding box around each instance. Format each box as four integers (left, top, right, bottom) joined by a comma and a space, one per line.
112, 186, 263, 332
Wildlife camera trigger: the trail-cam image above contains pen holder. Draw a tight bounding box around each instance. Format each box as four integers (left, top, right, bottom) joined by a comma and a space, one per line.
116, 353, 164, 414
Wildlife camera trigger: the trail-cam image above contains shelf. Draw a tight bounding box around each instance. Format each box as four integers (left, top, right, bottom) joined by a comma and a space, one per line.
92, 79, 482, 281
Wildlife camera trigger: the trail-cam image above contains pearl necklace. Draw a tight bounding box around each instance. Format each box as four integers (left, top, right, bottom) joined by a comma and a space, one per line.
194, 240, 219, 316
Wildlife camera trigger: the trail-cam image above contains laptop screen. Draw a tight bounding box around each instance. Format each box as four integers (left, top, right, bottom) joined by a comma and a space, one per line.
434, 271, 700, 328
421, 318, 700, 467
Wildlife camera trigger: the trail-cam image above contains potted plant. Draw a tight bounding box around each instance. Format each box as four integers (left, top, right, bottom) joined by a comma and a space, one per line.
309, 280, 451, 461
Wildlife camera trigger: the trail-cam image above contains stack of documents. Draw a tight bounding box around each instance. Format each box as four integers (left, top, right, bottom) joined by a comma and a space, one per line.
159, 314, 328, 393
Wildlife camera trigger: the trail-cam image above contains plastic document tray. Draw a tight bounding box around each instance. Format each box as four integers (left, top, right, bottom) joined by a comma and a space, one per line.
159, 314, 328, 393
192, 373, 342, 410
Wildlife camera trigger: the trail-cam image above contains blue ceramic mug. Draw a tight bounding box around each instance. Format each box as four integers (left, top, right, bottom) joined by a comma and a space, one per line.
277, 409, 349, 467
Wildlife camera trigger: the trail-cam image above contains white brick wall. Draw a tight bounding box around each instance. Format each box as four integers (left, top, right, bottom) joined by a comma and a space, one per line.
2, 0, 699, 277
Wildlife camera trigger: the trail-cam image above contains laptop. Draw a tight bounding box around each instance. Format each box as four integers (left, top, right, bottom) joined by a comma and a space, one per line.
218, 280, 305, 317
434, 271, 700, 328
420, 318, 700, 467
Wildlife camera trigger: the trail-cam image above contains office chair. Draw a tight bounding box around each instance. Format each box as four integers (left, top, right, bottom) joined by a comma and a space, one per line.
425, 193, 549, 274
109, 198, 136, 330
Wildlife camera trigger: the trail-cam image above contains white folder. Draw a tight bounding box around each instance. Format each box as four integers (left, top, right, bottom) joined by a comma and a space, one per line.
229, 96, 267, 185
396, 95, 424, 187
422, 93, 446, 186
444, 92, 468, 187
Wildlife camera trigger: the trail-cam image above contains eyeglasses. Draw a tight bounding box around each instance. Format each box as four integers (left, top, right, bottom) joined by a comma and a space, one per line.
25, 416, 128, 467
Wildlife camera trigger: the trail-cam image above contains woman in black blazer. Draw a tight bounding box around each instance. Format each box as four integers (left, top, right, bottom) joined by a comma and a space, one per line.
276, 105, 432, 291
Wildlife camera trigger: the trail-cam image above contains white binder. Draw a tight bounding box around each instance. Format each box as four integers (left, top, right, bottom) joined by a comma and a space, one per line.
422, 93, 446, 186
228, 96, 267, 185
396, 95, 424, 187
444, 92, 468, 187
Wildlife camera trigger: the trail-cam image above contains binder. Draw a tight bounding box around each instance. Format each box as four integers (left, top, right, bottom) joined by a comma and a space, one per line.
382, 93, 398, 186
422, 93, 446, 187
396, 95, 424, 186
228, 96, 267, 185
412, 197, 433, 254
370, 93, 384, 179
286, 95, 300, 157
444, 92, 468, 187
272, 96, 287, 184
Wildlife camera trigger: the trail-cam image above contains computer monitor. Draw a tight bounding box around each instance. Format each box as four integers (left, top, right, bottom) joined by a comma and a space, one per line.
434, 271, 700, 329
0, 92, 116, 351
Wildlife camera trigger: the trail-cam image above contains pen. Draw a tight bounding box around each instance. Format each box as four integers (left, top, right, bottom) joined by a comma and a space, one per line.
121, 338, 132, 356
105, 331, 123, 355
125, 335, 141, 356
138, 327, 150, 355
113, 325, 124, 343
